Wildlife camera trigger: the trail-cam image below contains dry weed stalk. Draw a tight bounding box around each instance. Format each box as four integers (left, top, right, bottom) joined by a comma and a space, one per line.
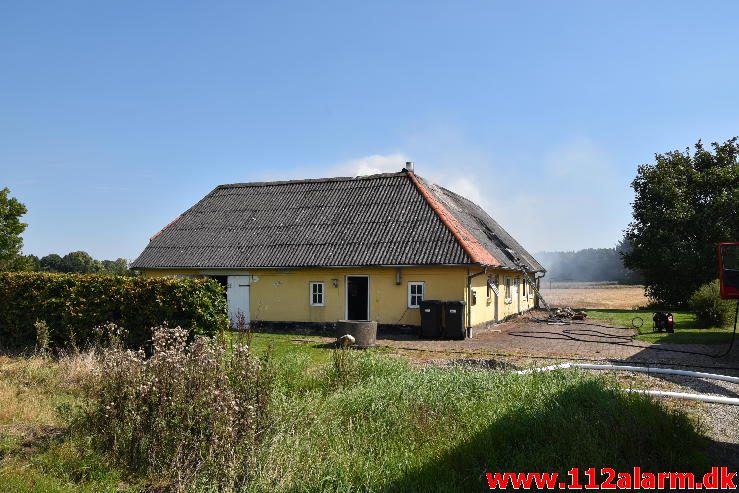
34, 319, 50, 356
82, 323, 272, 492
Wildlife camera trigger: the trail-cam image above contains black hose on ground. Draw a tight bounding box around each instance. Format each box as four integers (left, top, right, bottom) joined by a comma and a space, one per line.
712, 299, 739, 359
529, 305, 739, 360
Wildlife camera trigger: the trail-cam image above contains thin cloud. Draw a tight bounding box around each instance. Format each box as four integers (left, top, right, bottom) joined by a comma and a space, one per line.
326, 135, 631, 253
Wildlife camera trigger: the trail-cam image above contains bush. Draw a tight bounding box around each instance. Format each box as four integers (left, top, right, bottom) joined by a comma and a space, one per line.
81, 325, 272, 492
0, 272, 229, 349
689, 280, 736, 328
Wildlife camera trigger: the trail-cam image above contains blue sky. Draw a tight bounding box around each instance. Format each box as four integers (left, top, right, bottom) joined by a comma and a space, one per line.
2, 1, 738, 261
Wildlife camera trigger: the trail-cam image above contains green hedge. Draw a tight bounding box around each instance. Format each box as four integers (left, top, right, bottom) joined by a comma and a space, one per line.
0, 272, 229, 350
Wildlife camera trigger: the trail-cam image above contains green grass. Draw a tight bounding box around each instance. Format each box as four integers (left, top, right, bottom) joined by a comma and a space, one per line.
246, 353, 706, 492
0, 440, 133, 493
246, 331, 333, 365
584, 309, 736, 344
0, 337, 711, 492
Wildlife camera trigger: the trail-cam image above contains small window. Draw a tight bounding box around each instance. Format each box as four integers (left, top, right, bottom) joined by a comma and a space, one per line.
504, 277, 512, 302
310, 282, 324, 306
408, 282, 424, 308
522, 279, 527, 297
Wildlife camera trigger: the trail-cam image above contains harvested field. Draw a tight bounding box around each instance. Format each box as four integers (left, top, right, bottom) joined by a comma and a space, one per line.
539, 282, 648, 309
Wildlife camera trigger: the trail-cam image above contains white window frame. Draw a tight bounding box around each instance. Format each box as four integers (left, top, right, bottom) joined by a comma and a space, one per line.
408, 281, 424, 308
504, 277, 512, 304
309, 281, 324, 306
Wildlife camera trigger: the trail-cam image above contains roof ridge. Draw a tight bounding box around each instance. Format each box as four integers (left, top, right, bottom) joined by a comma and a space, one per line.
217, 171, 407, 189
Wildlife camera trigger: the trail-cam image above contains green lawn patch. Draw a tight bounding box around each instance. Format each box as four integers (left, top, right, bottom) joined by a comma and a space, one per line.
246, 331, 333, 366
585, 309, 736, 344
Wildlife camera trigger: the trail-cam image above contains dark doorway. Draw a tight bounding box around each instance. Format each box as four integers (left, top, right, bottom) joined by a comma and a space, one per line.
346, 276, 369, 320
208, 275, 228, 289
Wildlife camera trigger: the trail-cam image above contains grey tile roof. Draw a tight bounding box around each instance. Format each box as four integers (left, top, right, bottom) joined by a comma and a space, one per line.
131, 170, 544, 272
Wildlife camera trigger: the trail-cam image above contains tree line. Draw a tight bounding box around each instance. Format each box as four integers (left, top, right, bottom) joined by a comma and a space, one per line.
536, 243, 642, 284
0, 187, 130, 275
14, 251, 130, 275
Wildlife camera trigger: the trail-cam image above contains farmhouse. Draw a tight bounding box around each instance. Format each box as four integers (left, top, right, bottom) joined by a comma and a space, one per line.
131, 167, 545, 333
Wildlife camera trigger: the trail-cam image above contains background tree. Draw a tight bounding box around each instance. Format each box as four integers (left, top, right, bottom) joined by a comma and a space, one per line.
623, 137, 739, 306
0, 189, 132, 275
536, 245, 641, 283
9, 254, 40, 272
0, 187, 28, 271
39, 253, 63, 272
37, 252, 131, 274
59, 251, 100, 273
101, 258, 130, 274
614, 238, 642, 284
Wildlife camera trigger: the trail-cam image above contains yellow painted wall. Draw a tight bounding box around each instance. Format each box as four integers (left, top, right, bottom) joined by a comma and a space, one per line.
140, 266, 467, 326
467, 268, 537, 327
140, 265, 539, 328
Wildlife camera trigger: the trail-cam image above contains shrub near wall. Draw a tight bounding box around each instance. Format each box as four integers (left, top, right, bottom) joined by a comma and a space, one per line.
0, 272, 229, 349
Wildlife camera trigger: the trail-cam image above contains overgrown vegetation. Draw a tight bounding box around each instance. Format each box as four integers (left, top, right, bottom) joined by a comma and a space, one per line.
689, 280, 738, 329
0, 332, 710, 492
252, 353, 705, 492
82, 325, 272, 492
0, 272, 229, 349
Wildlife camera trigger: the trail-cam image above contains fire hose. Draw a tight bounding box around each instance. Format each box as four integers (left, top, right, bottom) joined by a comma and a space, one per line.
516, 361, 739, 405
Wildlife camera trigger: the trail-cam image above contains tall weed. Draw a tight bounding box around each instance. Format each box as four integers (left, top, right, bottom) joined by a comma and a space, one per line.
81, 325, 272, 492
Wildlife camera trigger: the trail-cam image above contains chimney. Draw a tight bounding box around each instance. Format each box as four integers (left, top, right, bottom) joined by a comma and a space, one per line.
405, 161, 415, 173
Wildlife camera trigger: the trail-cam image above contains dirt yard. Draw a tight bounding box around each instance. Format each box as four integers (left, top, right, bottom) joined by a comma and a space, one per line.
539, 282, 649, 309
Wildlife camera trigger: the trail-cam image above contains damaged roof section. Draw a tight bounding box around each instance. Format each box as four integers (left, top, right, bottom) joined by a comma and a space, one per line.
419, 177, 545, 273
131, 170, 544, 272
406, 172, 500, 266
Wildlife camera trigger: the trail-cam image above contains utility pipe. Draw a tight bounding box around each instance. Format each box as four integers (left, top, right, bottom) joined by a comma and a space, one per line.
625, 389, 739, 406
515, 363, 739, 406
574, 363, 739, 384
516, 363, 572, 374
517, 363, 739, 384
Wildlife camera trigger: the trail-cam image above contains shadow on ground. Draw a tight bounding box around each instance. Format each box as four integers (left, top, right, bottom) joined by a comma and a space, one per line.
707, 441, 739, 471
376, 381, 708, 493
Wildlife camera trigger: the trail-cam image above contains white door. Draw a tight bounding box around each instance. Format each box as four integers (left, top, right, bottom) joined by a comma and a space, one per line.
227, 275, 250, 327
513, 279, 520, 314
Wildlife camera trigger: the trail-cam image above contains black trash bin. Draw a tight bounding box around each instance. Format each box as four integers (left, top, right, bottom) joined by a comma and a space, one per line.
443, 301, 466, 340
419, 300, 443, 339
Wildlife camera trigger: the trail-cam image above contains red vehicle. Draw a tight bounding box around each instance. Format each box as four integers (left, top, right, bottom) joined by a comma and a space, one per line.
717, 242, 739, 299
